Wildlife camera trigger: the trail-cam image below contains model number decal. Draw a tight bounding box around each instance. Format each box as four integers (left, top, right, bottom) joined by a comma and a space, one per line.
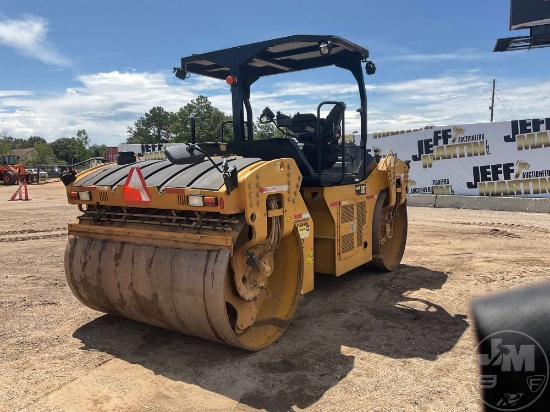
355, 184, 366, 195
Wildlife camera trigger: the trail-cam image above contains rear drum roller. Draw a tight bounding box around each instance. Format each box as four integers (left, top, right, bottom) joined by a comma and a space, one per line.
371, 190, 407, 271
65, 223, 303, 351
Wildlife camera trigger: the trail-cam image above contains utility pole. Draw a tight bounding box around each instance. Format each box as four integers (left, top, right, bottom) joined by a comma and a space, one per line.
490, 79, 495, 122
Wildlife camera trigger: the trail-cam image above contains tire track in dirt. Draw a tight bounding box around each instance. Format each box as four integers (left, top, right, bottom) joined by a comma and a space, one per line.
448, 220, 550, 234
485, 228, 521, 238
1, 227, 66, 235
0, 230, 66, 242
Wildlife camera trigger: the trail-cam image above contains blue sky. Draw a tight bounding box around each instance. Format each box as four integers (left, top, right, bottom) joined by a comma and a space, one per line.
1, 0, 549, 146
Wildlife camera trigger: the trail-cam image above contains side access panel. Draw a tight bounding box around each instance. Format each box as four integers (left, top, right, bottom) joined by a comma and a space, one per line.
302, 184, 377, 276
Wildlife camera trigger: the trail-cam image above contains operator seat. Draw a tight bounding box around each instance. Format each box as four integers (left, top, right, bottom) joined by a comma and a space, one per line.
321, 103, 345, 143
301, 102, 346, 172
289, 102, 346, 144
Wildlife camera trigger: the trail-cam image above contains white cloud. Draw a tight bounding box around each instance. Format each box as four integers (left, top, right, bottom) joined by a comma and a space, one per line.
0, 15, 69, 66
377, 49, 491, 63
185, 76, 229, 92
272, 82, 358, 98
367, 73, 550, 131
1, 69, 550, 146
0, 90, 34, 99
0, 71, 237, 145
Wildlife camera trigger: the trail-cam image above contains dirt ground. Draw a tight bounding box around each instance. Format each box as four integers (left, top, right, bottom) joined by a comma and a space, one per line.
0, 180, 549, 412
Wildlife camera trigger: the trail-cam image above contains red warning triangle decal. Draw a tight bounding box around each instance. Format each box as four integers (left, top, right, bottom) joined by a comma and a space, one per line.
122, 167, 152, 205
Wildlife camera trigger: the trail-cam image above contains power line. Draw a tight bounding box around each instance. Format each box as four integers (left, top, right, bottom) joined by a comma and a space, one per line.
495, 95, 515, 120
490, 79, 495, 122
496, 88, 518, 119
495, 95, 516, 120
496, 89, 518, 119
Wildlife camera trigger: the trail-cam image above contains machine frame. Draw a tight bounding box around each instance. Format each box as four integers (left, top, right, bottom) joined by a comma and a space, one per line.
62, 35, 409, 350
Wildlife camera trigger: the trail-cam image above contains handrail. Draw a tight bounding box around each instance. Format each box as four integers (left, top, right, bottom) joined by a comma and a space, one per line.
316, 101, 346, 184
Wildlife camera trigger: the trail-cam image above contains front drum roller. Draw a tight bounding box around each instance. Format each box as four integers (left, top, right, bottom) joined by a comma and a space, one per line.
65, 225, 303, 351
371, 190, 407, 271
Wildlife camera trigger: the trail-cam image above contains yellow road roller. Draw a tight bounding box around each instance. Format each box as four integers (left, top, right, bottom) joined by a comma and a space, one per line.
63, 35, 409, 350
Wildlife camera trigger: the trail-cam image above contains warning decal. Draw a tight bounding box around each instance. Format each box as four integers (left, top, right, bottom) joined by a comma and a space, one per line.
297, 222, 310, 239
122, 167, 152, 205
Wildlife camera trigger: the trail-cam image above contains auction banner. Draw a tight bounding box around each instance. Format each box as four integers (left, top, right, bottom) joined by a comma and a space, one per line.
118, 143, 174, 161
364, 117, 550, 198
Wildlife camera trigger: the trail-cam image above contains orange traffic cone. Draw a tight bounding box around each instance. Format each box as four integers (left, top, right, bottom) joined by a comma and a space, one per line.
8, 177, 30, 201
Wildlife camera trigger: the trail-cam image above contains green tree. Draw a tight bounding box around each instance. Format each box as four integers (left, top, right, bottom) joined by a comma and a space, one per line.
10, 138, 32, 149
71, 129, 91, 162
51, 130, 106, 164
0, 134, 47, 153
172, 96, 231, 143
28, 136, 47, 147
27, 143, 57, 165
51, 135, 88, 164
70, 139, 88, 163
127, 106, 174, 144
76, 129, 90, 148
51, 138, 74, 164
0, 131, 13, 154
253, 117, 286, 140
126, 117, 152, 144
88, 144, 107, 158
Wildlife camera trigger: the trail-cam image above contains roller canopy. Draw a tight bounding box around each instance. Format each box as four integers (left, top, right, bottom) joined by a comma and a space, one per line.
178, 35, 370, 81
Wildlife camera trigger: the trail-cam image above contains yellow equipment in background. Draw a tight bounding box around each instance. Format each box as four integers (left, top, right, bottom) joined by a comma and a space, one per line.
63, 35, 409, 350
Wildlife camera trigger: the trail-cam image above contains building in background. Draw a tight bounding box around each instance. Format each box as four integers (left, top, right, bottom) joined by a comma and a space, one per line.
104, 147, 118, 162
10, 148, 36, 163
